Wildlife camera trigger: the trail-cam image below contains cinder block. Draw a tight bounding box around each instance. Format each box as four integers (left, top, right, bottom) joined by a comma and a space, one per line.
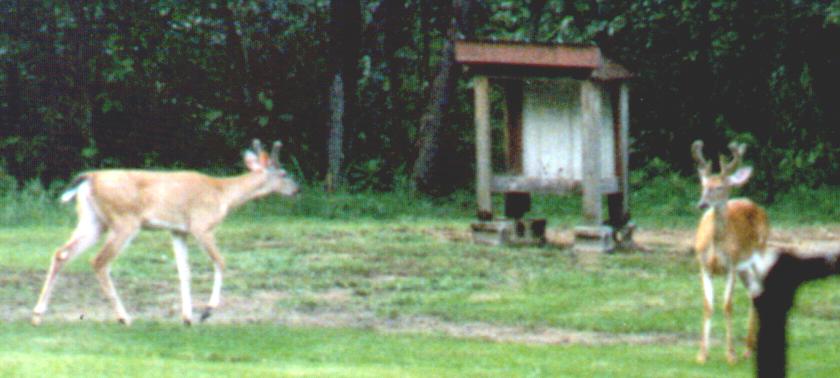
471, 220, 514, 246
471, 218, 547, 246
573, 225, 615, 254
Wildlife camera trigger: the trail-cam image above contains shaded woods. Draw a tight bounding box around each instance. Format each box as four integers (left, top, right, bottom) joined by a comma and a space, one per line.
1, 1, 838, 198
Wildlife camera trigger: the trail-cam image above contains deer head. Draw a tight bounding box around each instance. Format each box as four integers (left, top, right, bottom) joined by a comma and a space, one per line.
691, 140, 753, 210
244, 139, 299, 197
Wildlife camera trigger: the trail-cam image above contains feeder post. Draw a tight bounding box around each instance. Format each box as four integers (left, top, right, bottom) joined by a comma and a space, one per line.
618, 83, 630, 216
580, 80, 602, 225
607, 82, 631, 227
474, 75, 493, 220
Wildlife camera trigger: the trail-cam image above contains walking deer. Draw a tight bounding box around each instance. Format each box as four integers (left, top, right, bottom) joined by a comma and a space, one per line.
691, 140, 769, 364
32, 140, 299, 326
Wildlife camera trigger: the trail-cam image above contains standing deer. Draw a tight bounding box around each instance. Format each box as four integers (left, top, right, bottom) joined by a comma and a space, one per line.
32, 140, 299, 326
691, 140, 769, 364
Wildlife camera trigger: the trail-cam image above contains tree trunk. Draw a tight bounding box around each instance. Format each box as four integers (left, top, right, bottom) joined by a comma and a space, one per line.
219, 3, 253, 109
382, 0, 409, 175
72, 2, 96, 170
411, 0, 469, 194
418, 1, 432, 116
325, 0, 361, 191
327, 73, 345, 190
527, 0, 548, 41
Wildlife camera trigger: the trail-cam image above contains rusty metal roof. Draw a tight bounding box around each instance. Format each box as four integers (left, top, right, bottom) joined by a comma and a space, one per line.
455, 40, 632, 80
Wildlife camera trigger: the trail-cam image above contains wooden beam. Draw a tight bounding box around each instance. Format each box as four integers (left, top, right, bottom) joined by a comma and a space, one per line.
474, 76, 493, 220
491, 175, 618, 194
580, 80, 602, 225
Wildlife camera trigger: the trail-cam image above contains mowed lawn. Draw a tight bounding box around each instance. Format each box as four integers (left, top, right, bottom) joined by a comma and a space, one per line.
1, 193, 839, 377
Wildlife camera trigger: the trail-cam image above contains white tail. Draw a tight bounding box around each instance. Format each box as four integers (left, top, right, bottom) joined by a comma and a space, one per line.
32, 139, 299, 326
691, 140, 769, 364
59, 175, 89, 203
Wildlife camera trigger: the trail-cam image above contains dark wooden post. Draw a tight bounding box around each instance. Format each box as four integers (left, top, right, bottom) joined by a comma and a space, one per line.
501, 80, 530, 220
751, 249, 840, 378
580, 80, 602, 225
474, 76, 493, 220
608, 82, 631, 228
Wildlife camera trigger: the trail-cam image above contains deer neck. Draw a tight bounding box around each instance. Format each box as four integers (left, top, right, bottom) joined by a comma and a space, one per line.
712, 201, 729, 243
219, 172, 270, 211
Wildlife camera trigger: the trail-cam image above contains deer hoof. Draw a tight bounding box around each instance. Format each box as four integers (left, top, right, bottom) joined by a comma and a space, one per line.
31, 314, 43, 326
696, 352, 708, 364
183, 318, 192, 326
117, 317, 132, 326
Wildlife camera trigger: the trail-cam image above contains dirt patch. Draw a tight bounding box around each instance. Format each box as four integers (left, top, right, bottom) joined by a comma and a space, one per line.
376, 316, 692, 346
3, 277, 693, 346
418, 226, 472, 243
206, 303, 693, 346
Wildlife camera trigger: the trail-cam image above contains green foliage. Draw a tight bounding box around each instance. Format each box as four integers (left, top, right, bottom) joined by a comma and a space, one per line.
0, 0, 838, 195
630, 158, 698, 228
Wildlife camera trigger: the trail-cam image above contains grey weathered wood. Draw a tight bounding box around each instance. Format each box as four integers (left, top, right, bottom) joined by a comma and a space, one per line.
618, 83, 630, 215
491, 175, 618, 194
580, 80, 602, 224
474, 76, 493, 220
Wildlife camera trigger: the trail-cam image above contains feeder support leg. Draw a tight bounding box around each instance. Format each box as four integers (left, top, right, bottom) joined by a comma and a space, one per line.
474, 76, 493, 220
581, 80, 602, 225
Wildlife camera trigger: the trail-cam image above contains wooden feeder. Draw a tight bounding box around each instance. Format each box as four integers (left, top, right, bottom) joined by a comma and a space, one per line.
455, 40, 634, 252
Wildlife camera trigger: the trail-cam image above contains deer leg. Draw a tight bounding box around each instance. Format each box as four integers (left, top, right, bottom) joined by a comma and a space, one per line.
193, 231, 225, 322
32, 215, 103, 325
92, 227, 137, 325
744, 303, 758, 358
170, 233, 194, 325
697, 265, 714, 364
723, 266, 737, 364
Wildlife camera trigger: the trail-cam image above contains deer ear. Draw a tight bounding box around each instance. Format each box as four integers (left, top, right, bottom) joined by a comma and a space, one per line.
244, 151, 264, 172
728, 166, 753, 187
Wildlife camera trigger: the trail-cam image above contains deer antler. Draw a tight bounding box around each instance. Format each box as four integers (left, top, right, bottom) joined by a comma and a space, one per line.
270, 141, 283, 166
251, 139, 270, 166
251, 139, 264, 155
692, 140, 711, 176
719, 142, 746, 176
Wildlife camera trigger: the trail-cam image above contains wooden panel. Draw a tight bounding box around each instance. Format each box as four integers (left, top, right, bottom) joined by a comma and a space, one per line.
501, 80, 524, 174
522, 79, 579, 180
474, 76, 493, 220
597, 87, 616, 180
580, 80, 602, 225
491, 175, 619, 194
521, 79, 615, 181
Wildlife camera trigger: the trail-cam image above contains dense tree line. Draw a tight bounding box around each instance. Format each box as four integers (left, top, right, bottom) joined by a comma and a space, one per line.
1, 1, 838, 199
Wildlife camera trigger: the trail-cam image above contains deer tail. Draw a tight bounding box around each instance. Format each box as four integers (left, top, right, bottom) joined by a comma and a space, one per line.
59, 174, 90, 204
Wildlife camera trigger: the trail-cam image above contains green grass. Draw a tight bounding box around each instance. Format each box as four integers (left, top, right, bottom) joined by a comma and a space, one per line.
0, 322, 756, 378
1, 181, 839, 377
